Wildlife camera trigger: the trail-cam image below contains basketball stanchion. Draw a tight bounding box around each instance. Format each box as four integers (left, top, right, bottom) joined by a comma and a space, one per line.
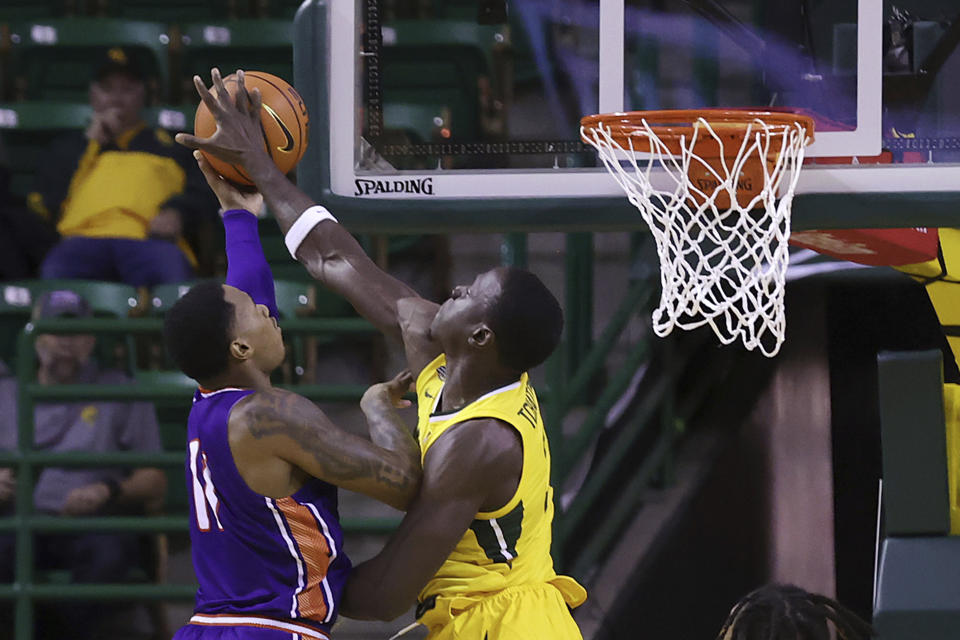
581, 110, 815, 357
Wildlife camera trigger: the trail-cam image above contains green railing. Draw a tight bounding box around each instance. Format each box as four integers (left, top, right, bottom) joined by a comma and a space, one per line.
1, 316, 397, 640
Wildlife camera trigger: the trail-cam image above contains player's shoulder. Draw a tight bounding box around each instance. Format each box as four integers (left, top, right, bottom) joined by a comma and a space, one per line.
427, 417, 522, 472
227, 387, 322, 434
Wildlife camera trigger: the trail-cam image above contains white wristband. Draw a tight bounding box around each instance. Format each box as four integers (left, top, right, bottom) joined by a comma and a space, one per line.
285, 205, 338, 259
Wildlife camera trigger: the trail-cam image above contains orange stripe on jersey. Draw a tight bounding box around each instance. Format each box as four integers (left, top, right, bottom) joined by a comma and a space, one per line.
276, 497, 331, 622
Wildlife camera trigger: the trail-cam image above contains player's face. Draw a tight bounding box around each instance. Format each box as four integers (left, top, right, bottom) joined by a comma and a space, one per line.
430, 268, 505, 350
222, 286, 285, 373
90, 72, 145, 130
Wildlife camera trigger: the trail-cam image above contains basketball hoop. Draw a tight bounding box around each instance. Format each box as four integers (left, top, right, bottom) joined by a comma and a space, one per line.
581, 109, 814, 357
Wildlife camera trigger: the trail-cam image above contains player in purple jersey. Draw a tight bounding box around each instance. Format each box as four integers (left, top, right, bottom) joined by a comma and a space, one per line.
162, 153, 421, 640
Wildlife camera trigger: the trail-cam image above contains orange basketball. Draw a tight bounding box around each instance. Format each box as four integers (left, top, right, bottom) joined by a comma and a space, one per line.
194, 71, 309, 186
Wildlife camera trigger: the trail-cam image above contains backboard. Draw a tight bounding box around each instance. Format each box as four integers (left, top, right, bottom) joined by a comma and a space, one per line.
292, 0, 960, 231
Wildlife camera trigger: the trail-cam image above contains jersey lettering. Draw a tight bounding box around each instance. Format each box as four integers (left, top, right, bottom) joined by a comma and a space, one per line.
190, 438, 224, 532
517, 385, 538, 428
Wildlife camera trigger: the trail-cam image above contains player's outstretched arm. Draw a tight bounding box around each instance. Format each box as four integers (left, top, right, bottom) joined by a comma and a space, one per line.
230, 388, 421, 511
193, 151, 281, 317
176, 69, 423, 345
339, 418, 523, 620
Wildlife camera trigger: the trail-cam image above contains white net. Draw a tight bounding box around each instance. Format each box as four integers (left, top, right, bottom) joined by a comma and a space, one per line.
582, 115, 811, 357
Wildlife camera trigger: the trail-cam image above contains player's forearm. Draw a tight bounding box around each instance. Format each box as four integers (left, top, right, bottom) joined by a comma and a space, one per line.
223, 209, 280, 317
245, 151, 316, 235
340, 523, 439, 620
361, 401, 421, 508
245, 153, 421, 339
118, 467, 167, 513
341, 492, 478, 620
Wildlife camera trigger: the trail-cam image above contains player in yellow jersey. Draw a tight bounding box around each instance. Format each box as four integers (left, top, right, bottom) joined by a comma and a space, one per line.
177, 69, 587, 639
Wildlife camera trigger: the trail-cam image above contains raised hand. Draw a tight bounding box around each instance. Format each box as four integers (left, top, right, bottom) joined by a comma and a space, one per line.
362, 370, 415, 412
193, 150, 264, 215
86, 107, 123, 145
175, 68, 271, 173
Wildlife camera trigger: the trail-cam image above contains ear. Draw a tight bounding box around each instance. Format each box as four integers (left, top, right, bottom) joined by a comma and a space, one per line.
229, 337, 254, 362
468, 324, 494, 349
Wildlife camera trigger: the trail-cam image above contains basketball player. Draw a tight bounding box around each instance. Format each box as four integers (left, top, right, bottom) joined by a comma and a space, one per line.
177, 69, 586, 639
163, 160, 421, 640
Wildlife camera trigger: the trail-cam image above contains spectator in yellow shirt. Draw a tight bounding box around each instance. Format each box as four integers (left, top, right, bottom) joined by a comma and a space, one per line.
29, 48, 217, 286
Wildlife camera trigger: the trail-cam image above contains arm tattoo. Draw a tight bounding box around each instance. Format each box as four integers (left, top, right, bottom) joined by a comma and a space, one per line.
243, 390, 414, 491
365, 404, 420, 473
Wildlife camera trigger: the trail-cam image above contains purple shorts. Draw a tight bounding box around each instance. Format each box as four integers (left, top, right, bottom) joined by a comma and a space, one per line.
173, 614, 331, 640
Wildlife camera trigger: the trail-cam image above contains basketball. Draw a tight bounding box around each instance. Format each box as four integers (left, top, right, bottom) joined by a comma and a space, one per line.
193, 70, 309, 186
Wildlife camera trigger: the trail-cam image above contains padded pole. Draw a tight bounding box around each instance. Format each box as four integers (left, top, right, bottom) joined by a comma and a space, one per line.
500, 233, 528, 268
878, 349, 949, 535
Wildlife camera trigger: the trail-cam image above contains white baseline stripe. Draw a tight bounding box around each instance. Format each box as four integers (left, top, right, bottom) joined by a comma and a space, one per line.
266, 498, 306, 618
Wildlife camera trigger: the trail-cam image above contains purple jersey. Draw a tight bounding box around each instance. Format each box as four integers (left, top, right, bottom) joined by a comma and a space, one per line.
181, 386, 351, 639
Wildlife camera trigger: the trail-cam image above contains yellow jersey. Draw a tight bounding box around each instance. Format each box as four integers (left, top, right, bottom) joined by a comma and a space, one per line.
414, 355, 587, 619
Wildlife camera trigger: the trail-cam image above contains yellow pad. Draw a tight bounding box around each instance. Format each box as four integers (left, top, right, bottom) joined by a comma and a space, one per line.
895, 228, 960, 366
946, 384, 960, 535
425, 583, 583, 640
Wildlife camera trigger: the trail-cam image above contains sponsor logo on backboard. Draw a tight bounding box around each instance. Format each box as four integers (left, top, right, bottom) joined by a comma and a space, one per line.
354, 177, 435, 196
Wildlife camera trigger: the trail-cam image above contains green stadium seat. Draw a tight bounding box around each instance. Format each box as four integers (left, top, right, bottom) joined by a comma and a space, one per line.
257, 0, 305, 20
9, 279, 141, 318
377, 21, 508, 143
7, 18, 170, 102
4, 279, 142, 373
97, 0, 241, 22
272, 279, 314, 319
0, 283, 35, 368
179, 20, 293, 102
0, 101, 91, 199
0, 0, 72, 21
383, 102, 445, 143
147, 280, 200, 315
134, 369, 195, 389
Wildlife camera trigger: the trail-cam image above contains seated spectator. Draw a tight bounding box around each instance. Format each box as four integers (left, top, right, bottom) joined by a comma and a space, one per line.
27, 48, 218, 287
717, 583, 874, 640
0, 290, 166, 640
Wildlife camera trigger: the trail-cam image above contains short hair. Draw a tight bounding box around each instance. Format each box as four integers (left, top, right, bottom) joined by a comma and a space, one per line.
486, 268, 563, 372
163, 281, 235, 382
717, 584, 874, 640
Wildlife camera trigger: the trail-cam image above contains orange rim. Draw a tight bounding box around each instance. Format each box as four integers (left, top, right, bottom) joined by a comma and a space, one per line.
581, 109, 815, 157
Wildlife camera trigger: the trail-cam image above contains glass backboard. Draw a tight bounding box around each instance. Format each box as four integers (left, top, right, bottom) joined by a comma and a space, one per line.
293, 0, 960, 229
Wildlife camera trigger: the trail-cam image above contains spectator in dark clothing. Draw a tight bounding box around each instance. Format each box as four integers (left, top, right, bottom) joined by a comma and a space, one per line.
0, 290, 166, 640
27, 47, 218, 286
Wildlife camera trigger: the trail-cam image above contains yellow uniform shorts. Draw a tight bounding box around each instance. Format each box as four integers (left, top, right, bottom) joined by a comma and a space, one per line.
425, 583, 583, 640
